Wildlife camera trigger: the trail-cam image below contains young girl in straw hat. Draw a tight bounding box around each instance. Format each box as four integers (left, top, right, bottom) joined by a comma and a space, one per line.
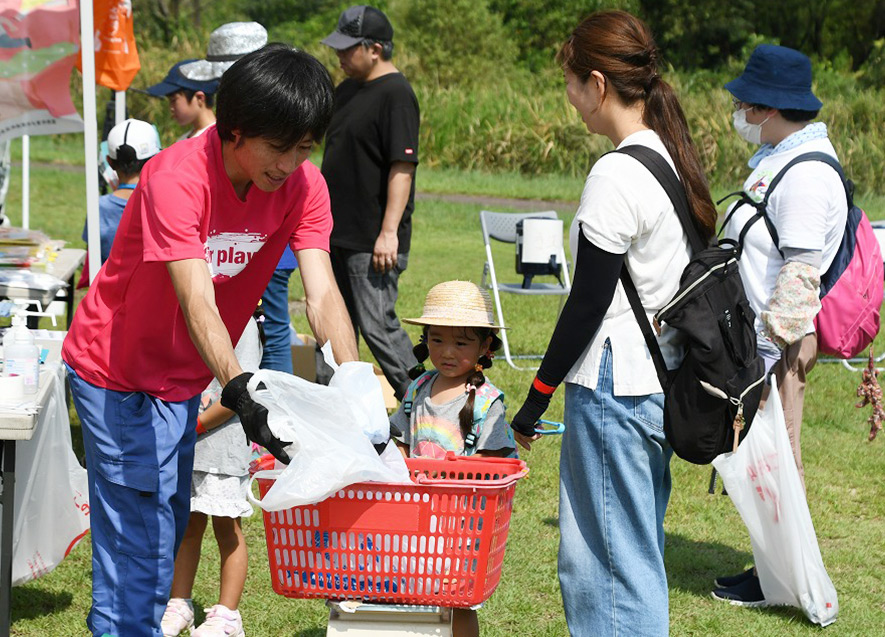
390, 280, 516, 637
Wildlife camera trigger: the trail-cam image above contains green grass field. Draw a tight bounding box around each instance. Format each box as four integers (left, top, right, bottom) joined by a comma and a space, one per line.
2, 154, 885, 636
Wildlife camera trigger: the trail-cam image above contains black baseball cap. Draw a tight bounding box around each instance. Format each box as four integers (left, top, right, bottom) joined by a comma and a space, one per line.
321, 5, 394, 50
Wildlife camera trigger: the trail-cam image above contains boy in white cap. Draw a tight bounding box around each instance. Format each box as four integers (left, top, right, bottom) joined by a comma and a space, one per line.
82, 119, 161, 269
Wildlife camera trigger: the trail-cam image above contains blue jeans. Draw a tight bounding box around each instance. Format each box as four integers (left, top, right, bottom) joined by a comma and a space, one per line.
66, 363, 199, 637
559, 342, 672, 637
260, 268, 295, 373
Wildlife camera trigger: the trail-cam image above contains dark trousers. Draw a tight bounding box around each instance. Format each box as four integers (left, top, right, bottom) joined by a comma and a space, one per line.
324, 246, 417, 400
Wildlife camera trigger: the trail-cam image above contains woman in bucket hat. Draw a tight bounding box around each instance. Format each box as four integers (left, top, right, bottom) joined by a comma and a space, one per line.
390, 280, 515, 637
713, 44, 848, 606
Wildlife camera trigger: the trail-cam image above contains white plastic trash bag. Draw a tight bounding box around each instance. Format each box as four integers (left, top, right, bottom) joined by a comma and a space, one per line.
712, 377, 838, 626
246, 368, 410, 512
13, 363, 90, 586
322, 340, 390, 445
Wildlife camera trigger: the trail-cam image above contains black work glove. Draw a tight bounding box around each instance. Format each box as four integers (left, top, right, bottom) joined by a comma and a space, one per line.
511, 384, 553, 437
221, 372, 291, 464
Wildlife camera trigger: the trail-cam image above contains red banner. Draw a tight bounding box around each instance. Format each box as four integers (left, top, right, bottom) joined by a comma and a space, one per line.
0, 0, 83, 141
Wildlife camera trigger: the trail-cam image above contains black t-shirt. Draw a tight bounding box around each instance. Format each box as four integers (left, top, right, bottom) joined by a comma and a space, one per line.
321, 72, 420, 253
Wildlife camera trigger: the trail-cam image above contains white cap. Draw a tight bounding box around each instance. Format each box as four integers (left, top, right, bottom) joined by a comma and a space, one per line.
107, 119, 162, 161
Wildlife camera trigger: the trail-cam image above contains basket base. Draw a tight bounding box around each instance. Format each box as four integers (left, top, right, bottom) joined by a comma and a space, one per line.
326, 601, 452, 636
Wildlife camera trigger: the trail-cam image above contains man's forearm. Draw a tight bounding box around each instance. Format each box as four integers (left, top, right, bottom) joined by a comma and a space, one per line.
381, 162, 414, 235
297, 248, 360, 364
167, 259, 243, 386
306, 287, 359, 363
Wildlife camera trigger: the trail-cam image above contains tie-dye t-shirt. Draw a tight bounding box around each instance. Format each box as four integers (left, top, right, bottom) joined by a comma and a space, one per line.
389, 374, 515, 458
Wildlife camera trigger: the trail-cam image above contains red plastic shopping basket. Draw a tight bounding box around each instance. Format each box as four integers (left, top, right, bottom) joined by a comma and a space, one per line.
256, 453, 528, 607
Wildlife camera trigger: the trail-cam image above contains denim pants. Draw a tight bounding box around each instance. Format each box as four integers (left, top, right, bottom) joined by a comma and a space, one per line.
66, 363, 199, 637
559, 342, 673, 637
260, 267, 295, 374
328, 246, 417, 400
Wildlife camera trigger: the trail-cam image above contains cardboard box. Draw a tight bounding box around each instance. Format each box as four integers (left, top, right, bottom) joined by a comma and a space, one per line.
291, 334, 399, 410
373, 365, 398, 411
291, 333, 317, 382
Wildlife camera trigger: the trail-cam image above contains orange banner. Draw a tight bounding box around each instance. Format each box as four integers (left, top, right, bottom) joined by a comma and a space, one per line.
78, 0, 140, 91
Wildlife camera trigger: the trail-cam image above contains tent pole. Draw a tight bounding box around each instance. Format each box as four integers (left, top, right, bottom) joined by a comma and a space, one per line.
21, 135, 29, 230
80, 0, 101, 283
115, 90, 126, 125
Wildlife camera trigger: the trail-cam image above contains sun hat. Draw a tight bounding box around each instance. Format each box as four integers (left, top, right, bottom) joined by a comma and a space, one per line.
321, 5, 394, 51
404, 281, 505, 330
144, 59, 219, 97
107, 119, 161, 161
725, 44, 822, 111
178, 22, 268, 81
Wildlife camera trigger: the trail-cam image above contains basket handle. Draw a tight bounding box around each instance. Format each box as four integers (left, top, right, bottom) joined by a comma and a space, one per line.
412, 466, 528, 488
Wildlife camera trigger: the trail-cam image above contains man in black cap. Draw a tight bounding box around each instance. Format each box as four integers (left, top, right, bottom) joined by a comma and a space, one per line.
320, 5, 420, 399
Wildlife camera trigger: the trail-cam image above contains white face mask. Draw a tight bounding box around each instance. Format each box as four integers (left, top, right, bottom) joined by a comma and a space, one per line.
732, 107, 771, 145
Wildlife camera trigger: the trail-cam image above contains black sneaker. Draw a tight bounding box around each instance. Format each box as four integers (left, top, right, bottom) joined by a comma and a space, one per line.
713, 567, 755, 589
711, 574, 767, 607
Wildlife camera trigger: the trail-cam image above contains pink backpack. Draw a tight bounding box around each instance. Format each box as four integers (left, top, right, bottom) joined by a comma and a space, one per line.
756, 152, 883, 358
814, 198, 883, 358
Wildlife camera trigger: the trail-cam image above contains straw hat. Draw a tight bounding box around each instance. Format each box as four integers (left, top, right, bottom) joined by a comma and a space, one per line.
403, 281, 505, 329
179, 22, 268, 82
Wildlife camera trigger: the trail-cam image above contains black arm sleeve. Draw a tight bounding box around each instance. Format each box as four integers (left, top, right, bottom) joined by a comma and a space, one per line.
535, 230, 625, 387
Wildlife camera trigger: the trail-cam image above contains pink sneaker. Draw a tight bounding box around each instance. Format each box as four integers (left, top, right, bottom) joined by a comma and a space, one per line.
161, 598, 194, 637
192, 605, 245, 637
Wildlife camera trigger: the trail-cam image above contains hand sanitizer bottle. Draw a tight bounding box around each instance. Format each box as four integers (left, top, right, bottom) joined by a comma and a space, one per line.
3, 310, 40, 394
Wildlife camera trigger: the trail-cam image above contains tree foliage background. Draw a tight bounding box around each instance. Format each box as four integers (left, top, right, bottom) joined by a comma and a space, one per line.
131, 0, 885, 78
121, 0, 885, 190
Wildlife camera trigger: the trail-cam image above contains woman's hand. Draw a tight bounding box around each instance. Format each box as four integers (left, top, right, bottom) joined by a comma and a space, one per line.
511, 381, 554, 449
514, 430, 542, 452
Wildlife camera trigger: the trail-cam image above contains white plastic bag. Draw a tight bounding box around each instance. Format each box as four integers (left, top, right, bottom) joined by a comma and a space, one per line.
712, 378, 838, 626
12, 363, 90, 586
246, 368, 410, 512
321, 341, 390, 444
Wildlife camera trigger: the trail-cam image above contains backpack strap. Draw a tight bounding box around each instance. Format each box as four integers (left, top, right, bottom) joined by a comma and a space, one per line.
611, 145, 694, 392
613, 145, 708, 255
464, 381, 504, 455
724, 151, 850, 257
402, 371, 436, 417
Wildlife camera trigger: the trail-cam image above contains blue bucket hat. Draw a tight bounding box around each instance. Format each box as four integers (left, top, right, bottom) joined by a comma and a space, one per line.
725, 44, 822, 111
144, 60, 220, 97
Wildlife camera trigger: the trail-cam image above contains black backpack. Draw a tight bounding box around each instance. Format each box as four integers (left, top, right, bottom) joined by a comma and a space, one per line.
615, 145, 766, 465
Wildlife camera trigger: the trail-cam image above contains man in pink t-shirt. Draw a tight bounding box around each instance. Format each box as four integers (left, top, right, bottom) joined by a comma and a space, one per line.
62, 45, 358, 637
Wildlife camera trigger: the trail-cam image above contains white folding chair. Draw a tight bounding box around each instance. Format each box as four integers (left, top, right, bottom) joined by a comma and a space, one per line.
479, 210, 572, 369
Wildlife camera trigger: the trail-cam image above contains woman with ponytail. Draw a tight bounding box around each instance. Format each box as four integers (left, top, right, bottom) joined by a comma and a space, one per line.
509, 10, 716, 636
390, 280, 515, 637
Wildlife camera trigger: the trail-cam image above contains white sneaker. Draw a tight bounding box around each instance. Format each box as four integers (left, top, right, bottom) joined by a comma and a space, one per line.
161, 598, 195, 637
192, 604, 245, 637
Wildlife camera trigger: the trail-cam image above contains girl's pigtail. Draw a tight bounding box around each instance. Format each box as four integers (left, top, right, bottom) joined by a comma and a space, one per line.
458, 330, 498, 443
408, 330, 429, 379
